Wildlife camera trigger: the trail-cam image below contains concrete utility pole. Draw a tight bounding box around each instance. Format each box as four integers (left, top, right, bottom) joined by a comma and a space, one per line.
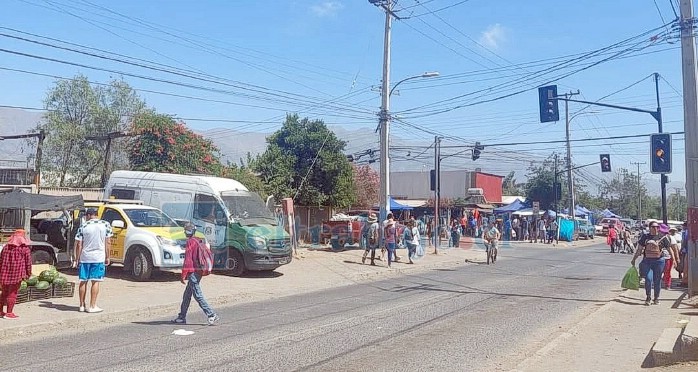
434, 136, 441, 254
377, 0, 392, 227
564, 91, 580, 217
679, 0, 698, 296
85, 131, 131, 187
631, 161, 646, 222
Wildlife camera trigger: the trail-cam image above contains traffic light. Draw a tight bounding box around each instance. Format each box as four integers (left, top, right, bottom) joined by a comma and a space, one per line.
650, 133, 672, 174
472, 142, 484, 161
538, 85, 559, 123
600, 154, 611, 172
554, 182, 562, 201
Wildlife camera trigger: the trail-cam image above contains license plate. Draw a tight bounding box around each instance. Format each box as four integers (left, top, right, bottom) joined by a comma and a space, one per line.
279, 257, 290, 265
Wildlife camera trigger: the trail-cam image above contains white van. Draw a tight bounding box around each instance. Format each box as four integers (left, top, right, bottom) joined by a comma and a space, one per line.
104, 171, 291, 276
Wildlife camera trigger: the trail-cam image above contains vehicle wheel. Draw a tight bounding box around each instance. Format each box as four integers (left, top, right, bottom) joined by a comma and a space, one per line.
31, 249, 54, 265
131, 248, 153, 281
227, 249, 246, 277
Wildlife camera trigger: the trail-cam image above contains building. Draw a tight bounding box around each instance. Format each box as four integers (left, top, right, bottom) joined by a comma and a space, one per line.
0, 167, 35, 185
390, 170, 504, 204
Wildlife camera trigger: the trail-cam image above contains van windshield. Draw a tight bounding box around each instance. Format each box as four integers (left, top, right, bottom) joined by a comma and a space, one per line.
220, 191, 277, 226
124, 209, 179, 227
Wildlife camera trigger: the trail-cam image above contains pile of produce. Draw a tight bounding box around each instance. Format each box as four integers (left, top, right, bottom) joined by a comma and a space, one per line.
21, 266, 69, 291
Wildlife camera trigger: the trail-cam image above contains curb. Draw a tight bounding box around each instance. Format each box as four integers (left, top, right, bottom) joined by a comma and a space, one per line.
648, 294, 698, 367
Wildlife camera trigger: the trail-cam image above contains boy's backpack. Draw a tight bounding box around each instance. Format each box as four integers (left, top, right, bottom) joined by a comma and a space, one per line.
195, 239, 214, 276
368, 223, 378, 246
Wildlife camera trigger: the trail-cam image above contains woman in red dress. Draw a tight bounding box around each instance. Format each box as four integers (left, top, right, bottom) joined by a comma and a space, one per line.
0, 229, 33, 319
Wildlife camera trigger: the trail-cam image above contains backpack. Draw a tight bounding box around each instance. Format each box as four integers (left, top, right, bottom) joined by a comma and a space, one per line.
368, 223, 378, 246
195, 239, 214, 276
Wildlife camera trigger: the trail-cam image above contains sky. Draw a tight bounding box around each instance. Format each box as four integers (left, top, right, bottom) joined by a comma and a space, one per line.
0, 0, 690, 196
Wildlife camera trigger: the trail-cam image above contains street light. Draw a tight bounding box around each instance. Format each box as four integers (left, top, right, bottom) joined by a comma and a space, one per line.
379, 71, 439, 226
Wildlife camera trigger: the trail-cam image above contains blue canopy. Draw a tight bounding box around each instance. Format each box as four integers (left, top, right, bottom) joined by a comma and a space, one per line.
389, 196, 413, 211
601, 209, 620, 218
494, 198, 525, 214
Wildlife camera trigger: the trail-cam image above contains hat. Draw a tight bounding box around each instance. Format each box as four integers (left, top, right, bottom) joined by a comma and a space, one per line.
7, 229, 30, 246
183, 222, 197, 236
669, 226, 677, 232
367, 213, 378, 223
659, 224, 670, 234
85, 208, 98, 216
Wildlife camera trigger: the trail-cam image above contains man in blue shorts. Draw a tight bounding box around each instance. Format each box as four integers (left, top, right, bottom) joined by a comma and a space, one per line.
74, 208, 113, 313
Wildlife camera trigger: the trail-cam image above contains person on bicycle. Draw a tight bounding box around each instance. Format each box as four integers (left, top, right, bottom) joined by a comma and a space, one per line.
484, 221, 501, 262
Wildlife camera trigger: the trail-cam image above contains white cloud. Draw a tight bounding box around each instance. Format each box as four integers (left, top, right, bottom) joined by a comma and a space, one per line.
479, 23, 506, 49
310, 1, 344, 17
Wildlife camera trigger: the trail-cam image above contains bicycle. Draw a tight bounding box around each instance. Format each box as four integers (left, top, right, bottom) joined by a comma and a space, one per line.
485, 239, 498, 265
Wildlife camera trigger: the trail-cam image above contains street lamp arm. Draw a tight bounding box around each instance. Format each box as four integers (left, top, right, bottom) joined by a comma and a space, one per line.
389, 72, 439, 97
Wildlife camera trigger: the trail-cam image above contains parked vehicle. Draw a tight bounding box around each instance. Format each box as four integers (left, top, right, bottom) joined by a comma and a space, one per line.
599, 218, 624, 236
80, 201, 208, 281
575, 218, 595, 239
104, 171, 291, 276
1, 185, 82, 267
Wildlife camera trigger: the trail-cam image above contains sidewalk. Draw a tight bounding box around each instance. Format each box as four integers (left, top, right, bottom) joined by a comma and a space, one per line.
513, 279, 698, 372
0, 243, 484, 343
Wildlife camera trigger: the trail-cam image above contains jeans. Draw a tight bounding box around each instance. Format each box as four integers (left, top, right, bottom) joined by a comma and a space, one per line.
178, 272, 215, 319
642, 258, 666, 300
406, 242, 417, 260
387, 242, 396, 266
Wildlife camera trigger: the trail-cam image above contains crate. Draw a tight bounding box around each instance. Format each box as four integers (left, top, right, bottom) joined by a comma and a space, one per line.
51, 282, 75, 298
0, 287, 30, 303
29, 286, 52, 301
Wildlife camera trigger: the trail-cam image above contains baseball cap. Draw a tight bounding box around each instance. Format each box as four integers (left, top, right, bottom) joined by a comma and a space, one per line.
183, 222, 196, 236
85, 208, 98, 216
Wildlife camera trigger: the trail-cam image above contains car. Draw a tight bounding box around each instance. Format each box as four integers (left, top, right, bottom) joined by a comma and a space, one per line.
576, 219, 595, 239
599, 218, 624, 236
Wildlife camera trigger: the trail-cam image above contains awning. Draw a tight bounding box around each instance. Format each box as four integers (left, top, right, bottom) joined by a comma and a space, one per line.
0, 189, 84, 211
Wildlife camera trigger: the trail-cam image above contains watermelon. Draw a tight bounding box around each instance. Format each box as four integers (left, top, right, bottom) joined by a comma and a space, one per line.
35, 281, 50, 290
20, 281, 27, 291
26, 275, 38, 286
39, 270, 58, 283
52, 276, 68, 288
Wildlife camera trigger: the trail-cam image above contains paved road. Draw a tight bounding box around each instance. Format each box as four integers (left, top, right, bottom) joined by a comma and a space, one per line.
1, 241, 630, 372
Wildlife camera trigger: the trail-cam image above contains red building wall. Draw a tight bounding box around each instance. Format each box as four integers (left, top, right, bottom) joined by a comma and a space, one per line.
474, 172, 503, 203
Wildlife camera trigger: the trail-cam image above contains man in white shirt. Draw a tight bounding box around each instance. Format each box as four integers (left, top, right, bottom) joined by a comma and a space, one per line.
74, 208, 113, 313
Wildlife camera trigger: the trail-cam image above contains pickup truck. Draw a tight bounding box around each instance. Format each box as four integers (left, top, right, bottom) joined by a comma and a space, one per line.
576, 219, 595, 239
599, 218, 624, 236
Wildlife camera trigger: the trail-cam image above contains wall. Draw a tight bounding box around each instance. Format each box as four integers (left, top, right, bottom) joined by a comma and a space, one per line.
474, 172, 503, 203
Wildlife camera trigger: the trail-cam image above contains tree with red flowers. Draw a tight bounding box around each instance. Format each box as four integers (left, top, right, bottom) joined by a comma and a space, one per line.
128, 113, 223, 175
352, 164, 379, 208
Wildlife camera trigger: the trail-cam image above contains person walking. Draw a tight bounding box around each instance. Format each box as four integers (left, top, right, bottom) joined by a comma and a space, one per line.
74, 208, 112, 313
607, 224, 618, 253
521, 217, 529, 242
632, 221, 671, 305
361, 213, 379, 266
172, 223, 219, 325
450, 219, 461, 248
0, 229, 32, 319
663, 226, 680, 289
403, 219, 420, 264
384, 213, 397, 268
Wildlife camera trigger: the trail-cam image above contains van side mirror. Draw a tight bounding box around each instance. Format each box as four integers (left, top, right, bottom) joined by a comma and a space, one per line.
112, 220, 125, 229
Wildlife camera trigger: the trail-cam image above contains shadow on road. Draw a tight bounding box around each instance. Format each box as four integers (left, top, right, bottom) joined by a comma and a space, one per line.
37, 301, 81, 312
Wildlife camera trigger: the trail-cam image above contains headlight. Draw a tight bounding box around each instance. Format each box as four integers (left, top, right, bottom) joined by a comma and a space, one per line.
247, 236, 266, 250
157, 236, 178, 247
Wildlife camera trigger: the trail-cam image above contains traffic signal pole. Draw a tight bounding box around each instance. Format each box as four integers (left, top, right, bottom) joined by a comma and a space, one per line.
654, 73, 669, 225
679, 0, 698, 297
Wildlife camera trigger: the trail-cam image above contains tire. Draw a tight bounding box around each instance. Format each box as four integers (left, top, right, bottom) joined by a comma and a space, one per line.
130, 248, 153, 281
227, 249, 246, 277
31, 249, 54, 265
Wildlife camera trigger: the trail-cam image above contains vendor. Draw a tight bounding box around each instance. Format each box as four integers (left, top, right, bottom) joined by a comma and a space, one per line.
0, 229, 33, 319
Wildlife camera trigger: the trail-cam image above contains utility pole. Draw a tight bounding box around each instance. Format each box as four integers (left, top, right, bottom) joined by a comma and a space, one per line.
85, 131, 131, 187
554, 153, 559, 214
631, 161, 646, 222
679, 0, 698, 297
564, 91, 580, 217
675, 188, 683, 221
375, 0, 392, 229
434, 136, 441, 254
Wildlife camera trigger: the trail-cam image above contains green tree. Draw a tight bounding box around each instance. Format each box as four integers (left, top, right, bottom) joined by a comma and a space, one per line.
524, 154, 587, 212
38, 75, 145, 186
253, 114, 354, 207
598, 168, 649, 219
129, 113, 223, 175
352, 164, 379, 208
502, 171, 525, 196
